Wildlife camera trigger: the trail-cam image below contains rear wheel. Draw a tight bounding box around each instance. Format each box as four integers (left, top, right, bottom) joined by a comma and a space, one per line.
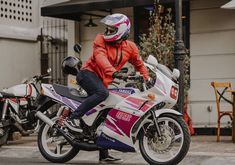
139, 114, 190, 165
38, 116, 79, 163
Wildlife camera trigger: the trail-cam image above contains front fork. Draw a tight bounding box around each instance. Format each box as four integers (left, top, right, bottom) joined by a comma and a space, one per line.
150, 110, 162, 137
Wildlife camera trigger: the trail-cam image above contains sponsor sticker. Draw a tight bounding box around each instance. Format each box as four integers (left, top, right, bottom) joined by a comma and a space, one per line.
116, 111, 132, 122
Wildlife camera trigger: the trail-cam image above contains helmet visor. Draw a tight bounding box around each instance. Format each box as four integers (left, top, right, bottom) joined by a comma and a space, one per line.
104, 26, 118, 36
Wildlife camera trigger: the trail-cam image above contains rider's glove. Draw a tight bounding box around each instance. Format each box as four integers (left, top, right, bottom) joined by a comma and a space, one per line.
112, 71, 128, 81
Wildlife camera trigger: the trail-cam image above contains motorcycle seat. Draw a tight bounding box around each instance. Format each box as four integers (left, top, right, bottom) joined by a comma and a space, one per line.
53, 84, 88, 103
0, 92, 15, 98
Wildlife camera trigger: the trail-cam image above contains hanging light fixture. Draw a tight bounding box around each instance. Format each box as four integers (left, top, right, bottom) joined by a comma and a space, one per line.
85, 16, 98, 27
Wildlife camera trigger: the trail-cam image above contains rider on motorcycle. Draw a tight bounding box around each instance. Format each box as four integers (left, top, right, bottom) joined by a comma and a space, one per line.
62, 13, 150, 163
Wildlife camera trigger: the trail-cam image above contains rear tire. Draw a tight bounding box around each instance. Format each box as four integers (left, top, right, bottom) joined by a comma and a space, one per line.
0, 128, 9, 147
38, 117, 79, 163
139, 114, 190, 165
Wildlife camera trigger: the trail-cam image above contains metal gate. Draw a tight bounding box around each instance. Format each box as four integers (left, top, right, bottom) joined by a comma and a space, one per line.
39, 17, 68, 85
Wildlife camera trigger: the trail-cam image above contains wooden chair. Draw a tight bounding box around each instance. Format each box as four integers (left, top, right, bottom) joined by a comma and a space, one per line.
211, 82, 233, 142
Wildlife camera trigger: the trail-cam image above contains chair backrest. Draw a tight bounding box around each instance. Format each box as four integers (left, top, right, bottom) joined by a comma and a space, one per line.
211, 82, 233, 114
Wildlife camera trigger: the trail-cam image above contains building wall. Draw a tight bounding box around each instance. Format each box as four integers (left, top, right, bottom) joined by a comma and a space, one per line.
0, 0, 40, 89
189, 0, 235, 127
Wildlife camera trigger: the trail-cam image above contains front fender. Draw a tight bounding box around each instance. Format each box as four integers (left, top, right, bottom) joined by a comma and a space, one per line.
155, 109, 182, 118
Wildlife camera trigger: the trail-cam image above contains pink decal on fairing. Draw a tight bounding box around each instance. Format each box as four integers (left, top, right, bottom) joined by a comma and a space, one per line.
126, 97, 145, 106
125, 101, 139, 109
105, 119, 123, 136
140, 101, 154, 112
108, 109, 139, 137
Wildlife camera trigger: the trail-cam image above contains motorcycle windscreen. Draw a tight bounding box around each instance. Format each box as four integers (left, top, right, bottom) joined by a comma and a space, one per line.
96, 108, 139, 152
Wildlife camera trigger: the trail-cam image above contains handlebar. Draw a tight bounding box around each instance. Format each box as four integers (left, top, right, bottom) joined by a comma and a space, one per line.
114, 74, 144, 82
32, 73, 51, 83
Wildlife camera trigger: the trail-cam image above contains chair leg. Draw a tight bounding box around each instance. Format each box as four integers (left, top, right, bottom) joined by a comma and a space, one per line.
217, 119, 221, 142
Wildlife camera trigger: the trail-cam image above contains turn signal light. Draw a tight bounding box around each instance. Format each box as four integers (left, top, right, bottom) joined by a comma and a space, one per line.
148, 94, 156, 100
70, 79, 77, 84
40, 89, 44, 95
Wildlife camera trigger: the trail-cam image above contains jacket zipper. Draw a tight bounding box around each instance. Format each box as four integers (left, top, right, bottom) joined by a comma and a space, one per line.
114, 47, 123, 67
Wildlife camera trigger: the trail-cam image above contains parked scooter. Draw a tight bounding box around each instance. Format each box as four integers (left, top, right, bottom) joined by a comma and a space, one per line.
35, 52, 191, 165
0, 70, 52, 146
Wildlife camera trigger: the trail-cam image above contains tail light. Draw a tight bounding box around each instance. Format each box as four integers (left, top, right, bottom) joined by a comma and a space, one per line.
170, 86, 178, 100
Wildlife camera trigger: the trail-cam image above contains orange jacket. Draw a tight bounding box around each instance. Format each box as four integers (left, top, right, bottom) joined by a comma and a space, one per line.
82, 34, 149, 87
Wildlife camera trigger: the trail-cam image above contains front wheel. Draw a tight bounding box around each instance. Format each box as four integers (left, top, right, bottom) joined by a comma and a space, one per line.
38, 116, 79, 163
139, 114, 190, 165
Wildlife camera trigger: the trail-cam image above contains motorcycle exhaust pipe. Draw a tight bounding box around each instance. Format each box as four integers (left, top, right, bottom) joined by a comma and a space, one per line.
14, 122, 34, 136
35, 111, 100, 151
54, 124, 100, 151
35, 111, 55, 127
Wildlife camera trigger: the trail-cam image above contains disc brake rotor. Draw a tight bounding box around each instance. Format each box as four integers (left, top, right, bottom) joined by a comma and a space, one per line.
147, 125, 175, 154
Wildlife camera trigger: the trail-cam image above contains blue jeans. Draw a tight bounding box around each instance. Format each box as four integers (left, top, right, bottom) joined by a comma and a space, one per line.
70, 70, 109, 119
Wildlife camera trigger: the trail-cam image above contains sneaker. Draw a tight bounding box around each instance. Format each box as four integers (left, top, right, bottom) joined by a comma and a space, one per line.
64, 118, 82, 132
99, 155, 123, 164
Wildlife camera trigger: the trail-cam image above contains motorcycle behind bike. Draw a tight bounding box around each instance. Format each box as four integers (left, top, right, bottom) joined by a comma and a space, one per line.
0, 70, 52, 146
35, 55, 191, 165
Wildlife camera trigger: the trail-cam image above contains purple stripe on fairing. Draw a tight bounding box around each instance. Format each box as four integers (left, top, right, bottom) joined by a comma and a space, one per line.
96, 133, 135, 152
45, 86, 81, 110
85, 108, 97, 116
61, 97, 77, 110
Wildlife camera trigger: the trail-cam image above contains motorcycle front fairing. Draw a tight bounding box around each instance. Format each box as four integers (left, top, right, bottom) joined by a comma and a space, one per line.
95, 88, 154, 152
96, 69, 179, 152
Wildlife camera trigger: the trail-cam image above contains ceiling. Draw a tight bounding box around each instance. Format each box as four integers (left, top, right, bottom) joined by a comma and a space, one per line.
41, 0, 156, 21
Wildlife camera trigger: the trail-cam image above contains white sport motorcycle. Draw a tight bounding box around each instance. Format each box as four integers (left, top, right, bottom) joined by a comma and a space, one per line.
35, 55, 190, 165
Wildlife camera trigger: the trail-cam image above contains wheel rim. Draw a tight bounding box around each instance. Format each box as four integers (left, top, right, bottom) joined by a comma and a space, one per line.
142, 117, 184, 162
41, 117, 73, 158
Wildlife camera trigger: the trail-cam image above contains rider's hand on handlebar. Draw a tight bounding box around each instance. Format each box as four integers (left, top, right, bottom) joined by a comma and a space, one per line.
112, 71, 128, 81
145, 77, 154, 88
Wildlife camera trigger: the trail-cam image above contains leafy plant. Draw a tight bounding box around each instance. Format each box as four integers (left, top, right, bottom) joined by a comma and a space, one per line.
138, 2, 190, 96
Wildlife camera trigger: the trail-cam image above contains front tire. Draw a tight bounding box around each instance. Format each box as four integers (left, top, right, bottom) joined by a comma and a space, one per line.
38, 117, 79, 163
139, 114, 190, 165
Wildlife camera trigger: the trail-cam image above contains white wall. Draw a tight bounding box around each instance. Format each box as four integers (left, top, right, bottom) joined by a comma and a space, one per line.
0, 40, 40, 89
189, 0, 235, 127
0, 0, 41, 89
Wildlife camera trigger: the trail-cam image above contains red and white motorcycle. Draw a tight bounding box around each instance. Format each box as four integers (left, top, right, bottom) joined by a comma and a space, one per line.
35, 55, 190, 165
0, 72, 52, 146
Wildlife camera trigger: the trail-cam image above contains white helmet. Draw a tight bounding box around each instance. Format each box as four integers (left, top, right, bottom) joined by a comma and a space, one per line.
100, 13, 131, 42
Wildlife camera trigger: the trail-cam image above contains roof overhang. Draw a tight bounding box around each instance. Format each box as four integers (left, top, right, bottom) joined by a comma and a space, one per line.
221, 0, 235, 9
41, 0, 156, 21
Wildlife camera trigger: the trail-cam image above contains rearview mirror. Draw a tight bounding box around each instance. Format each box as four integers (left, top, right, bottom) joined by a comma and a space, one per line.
173, 69, 180, 79
120, 67, 128, 73
74, 43, 82, 54
47, 68, 52, 73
